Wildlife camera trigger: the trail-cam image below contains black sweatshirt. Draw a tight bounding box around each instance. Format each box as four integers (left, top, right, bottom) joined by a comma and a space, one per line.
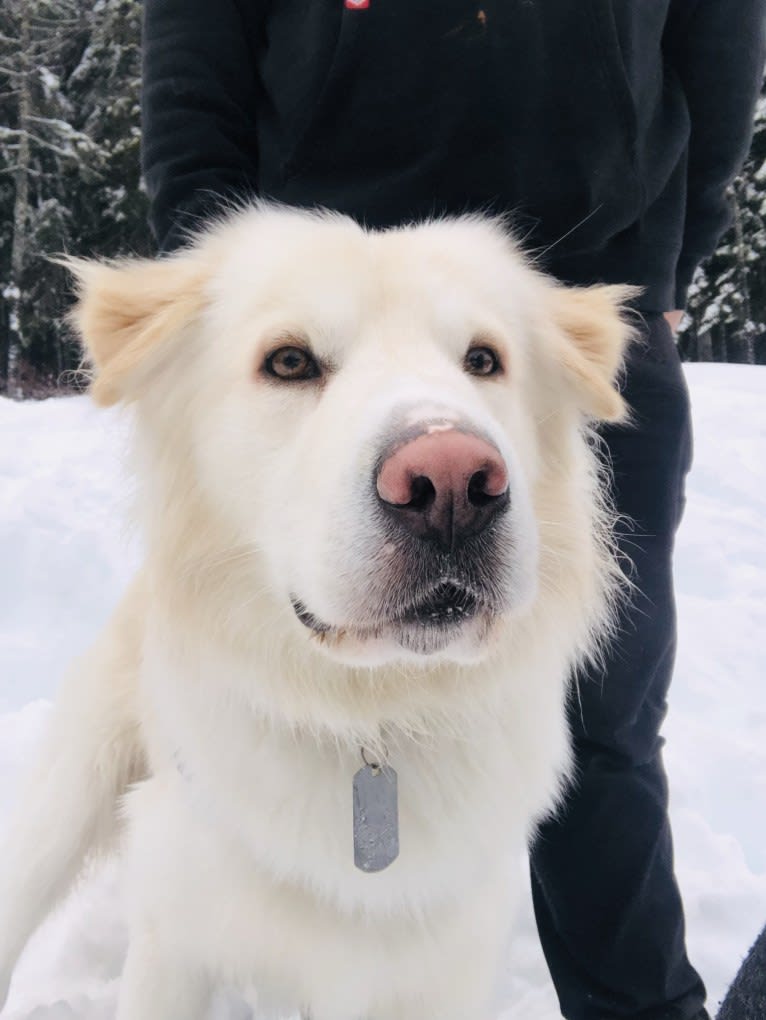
141, 0, 765, 310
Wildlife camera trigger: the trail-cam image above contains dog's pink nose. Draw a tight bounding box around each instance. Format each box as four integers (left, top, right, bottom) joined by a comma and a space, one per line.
376, 429, 509, 549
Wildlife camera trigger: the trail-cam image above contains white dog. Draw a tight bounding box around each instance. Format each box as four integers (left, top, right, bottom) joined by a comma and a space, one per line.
0, 206, 633, 1020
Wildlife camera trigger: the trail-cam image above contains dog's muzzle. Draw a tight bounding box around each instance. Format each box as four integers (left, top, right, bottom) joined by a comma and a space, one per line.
290, 420, 514, 654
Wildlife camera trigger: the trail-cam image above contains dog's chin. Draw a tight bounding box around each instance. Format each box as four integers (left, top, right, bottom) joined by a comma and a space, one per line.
387, 613, 493, 658
318, 616, 498, 667
290, 587, 503, 667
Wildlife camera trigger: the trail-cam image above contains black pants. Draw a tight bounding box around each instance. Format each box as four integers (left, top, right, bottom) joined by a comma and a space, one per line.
530, 314, 706, 1020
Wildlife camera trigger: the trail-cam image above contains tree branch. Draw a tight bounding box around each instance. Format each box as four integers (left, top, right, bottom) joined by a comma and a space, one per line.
0, 64, 31, 78
0, 164, 43, 177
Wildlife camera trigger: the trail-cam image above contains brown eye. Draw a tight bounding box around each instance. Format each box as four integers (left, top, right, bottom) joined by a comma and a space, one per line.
464, 345, 502, 377
264, 345, 321, 382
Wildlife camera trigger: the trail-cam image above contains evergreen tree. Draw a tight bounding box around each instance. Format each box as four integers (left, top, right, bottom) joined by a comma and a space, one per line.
0, 0, 99, 396
680, 82, 766, 365
66, 0, 148, 258
0, 0, 148, 397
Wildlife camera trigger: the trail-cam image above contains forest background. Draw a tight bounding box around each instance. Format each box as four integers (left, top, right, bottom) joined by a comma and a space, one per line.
2, 0, 765, 399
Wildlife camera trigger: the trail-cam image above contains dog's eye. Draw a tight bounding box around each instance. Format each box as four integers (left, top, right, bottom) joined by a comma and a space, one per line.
264, 346, 321, 382
464, 345, 502, 377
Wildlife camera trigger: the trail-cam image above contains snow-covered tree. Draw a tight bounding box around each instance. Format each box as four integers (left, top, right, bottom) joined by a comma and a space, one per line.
0, 0, 148, 397
681, 83, 766, 365
66, 0, 148, 255
0, 0, 104, 396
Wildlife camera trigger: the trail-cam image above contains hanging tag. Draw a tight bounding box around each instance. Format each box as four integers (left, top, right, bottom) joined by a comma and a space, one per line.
353, 762, 399, 872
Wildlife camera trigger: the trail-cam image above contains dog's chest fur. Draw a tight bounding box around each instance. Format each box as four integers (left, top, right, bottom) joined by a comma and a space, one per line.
126, 665, 534, 1018
145, 671, 514, 893
131, 621, 566, 899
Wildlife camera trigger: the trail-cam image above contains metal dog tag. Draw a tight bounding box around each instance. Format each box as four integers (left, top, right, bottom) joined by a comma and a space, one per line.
353, 763, 399, 872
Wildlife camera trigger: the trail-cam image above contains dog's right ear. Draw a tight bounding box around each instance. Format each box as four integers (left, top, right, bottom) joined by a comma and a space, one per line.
59, 256, 209, 406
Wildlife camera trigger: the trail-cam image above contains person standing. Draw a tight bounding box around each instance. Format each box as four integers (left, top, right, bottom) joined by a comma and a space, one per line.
141, 3, 766, 1017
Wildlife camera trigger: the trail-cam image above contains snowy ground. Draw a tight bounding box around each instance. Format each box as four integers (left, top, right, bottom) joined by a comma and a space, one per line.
1, 364, 765, 1019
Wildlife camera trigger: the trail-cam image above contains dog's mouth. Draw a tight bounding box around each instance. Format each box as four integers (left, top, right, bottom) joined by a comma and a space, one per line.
399, 582, 479, 626
291, 580, 485, 651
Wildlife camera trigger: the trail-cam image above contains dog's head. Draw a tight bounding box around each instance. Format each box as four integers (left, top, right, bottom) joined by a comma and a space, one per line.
65, 206, 633, 668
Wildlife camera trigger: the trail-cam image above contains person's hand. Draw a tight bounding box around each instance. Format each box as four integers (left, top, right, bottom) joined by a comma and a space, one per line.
664, 310, 684, 334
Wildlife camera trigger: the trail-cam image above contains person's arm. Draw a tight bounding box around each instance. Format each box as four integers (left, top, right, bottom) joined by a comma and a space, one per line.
665, 0, 766, 311
142, 0, 265, 252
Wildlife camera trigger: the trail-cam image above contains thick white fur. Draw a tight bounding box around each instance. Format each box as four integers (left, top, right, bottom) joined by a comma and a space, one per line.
0, 207, 633, 1020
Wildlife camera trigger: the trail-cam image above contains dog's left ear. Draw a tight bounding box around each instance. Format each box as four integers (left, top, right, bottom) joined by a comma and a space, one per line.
550, 284, 638, 422
60, 255, 208, 407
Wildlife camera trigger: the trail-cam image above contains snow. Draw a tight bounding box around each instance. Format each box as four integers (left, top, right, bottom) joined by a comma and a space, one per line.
37, 68, 62, 102
1, 364, 765, 1019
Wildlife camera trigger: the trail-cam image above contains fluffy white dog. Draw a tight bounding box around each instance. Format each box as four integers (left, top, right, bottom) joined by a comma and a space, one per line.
0, 207, 633, 1020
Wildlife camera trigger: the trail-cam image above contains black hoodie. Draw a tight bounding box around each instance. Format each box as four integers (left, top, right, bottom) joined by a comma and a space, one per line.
142, 0, 765, 310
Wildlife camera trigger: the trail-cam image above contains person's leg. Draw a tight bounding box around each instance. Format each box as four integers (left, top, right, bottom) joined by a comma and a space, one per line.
530, 314, 707, 1020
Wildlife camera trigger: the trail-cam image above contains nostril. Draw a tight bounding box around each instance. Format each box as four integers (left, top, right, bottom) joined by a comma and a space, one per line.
408, 475, 436, 511
377, 465, 437, 510
468, 470, 494, 507
467, 465, 509, 507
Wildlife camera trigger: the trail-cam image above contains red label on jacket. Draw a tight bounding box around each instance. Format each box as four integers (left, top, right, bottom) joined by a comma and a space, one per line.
345, 0, 370, 8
